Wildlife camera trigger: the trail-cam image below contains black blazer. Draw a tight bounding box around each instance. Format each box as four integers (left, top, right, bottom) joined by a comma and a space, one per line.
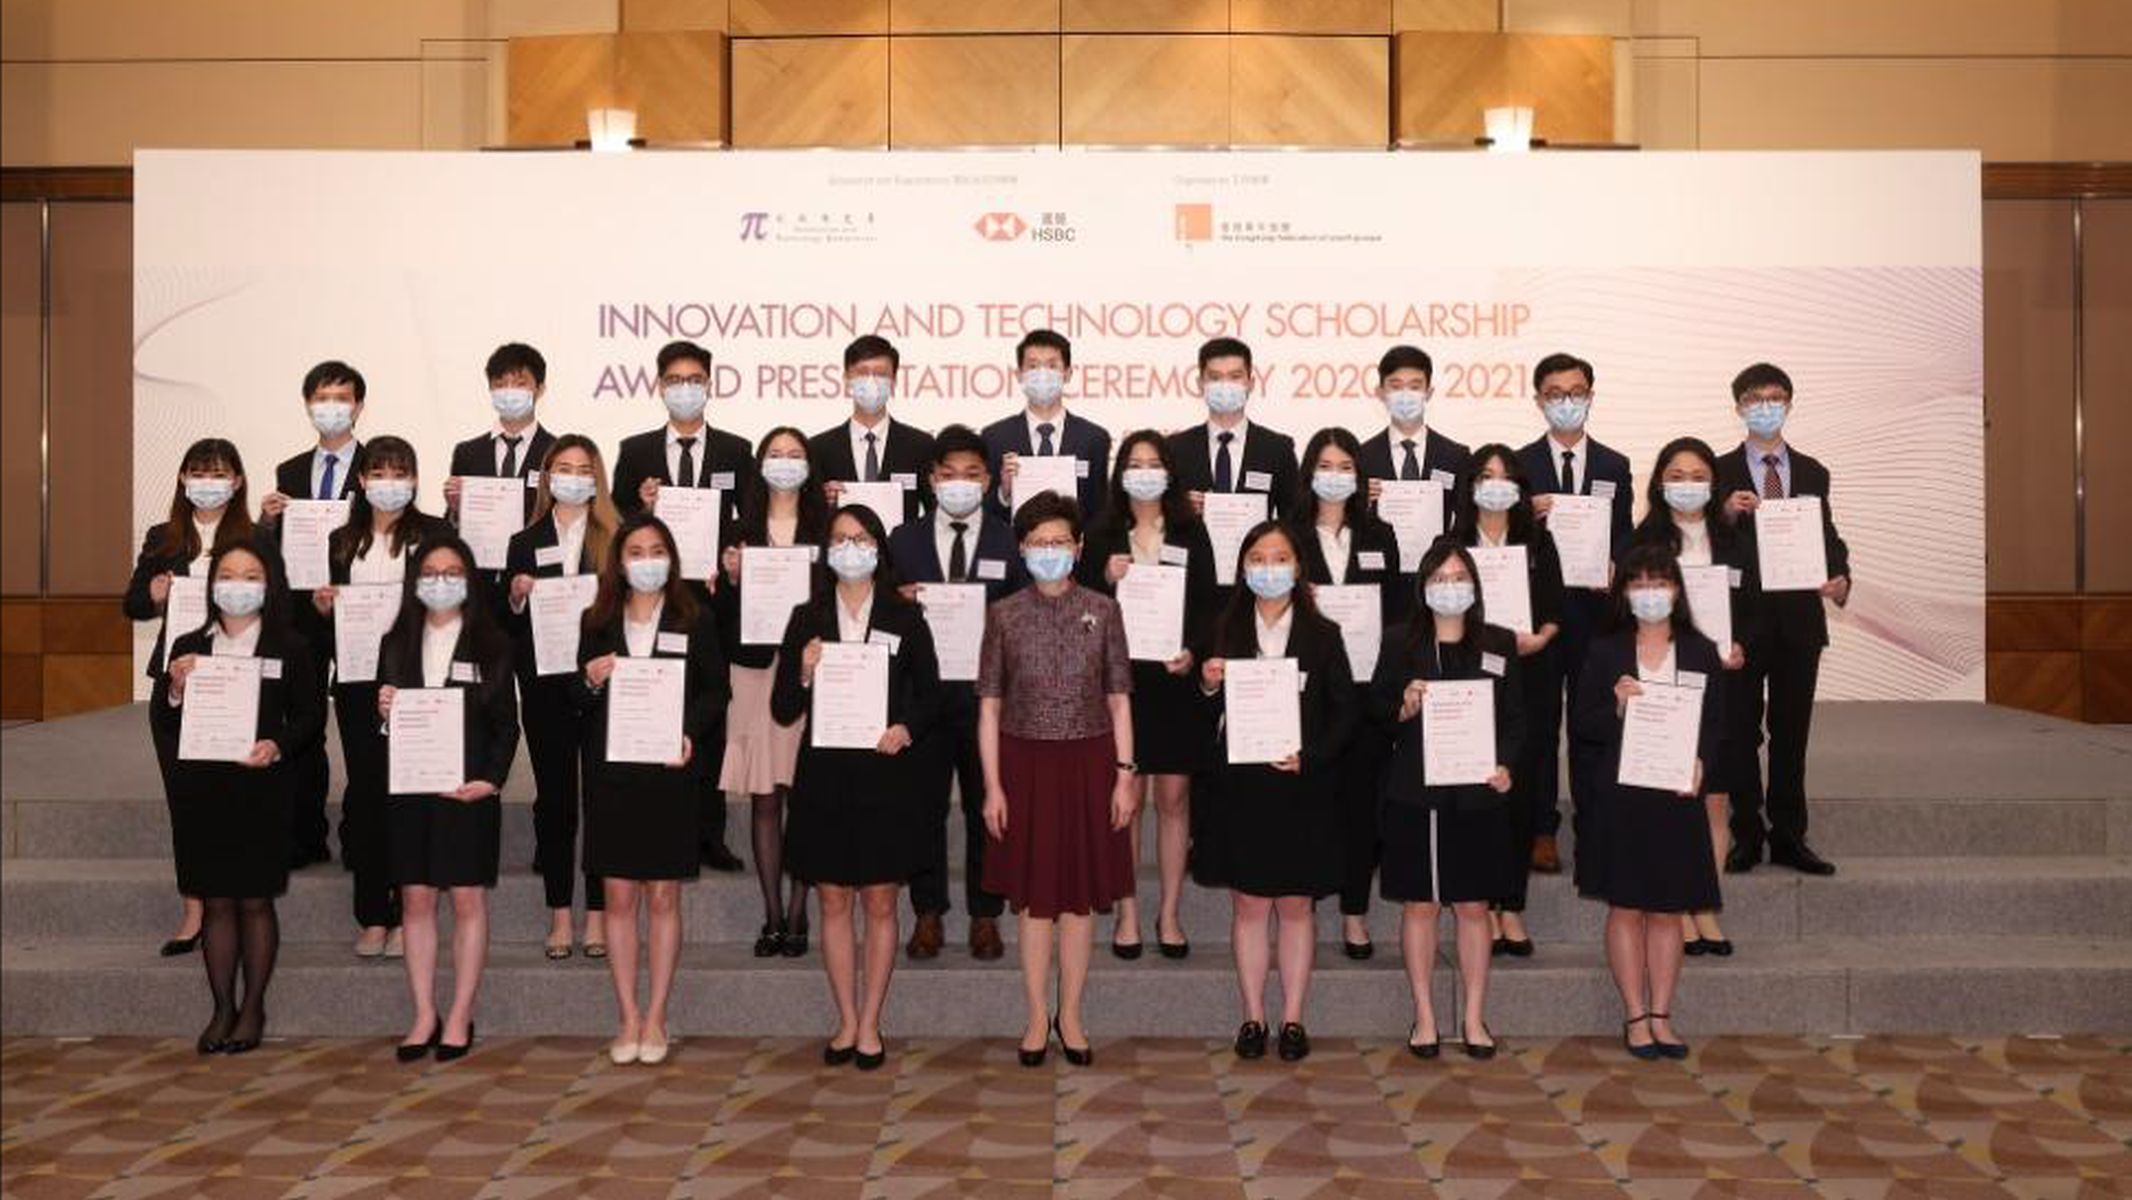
611, 424, 757, 525
1295, 514, 1409, 631
326, 512, 448, 589
124, 522, 253, 676
1456, 525, 1569, 637
151, 619, 326, 772
1570, 627, 1727, 796
807, 419, 936, 525
769, 590, 944, 744
573, 603, 729, 767
1077, 516, 1221, 653
1715, 444, 1849, 648
981, 410, 1112, 521
1516, 435, 1636, 563
274, 443, 364, 504
1371, 623, 1525, 810
1357, 426, 1470, 486
1631, 514, 1762, 651
502, 513, 601, 686
449, 425, 556, 524
887, 511, 1026, 601
1167, 421, 1300, 521
1205, 607, 1359, 772
377, 616, 519, 792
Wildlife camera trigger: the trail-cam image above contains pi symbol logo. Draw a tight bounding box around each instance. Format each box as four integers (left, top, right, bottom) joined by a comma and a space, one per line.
739, 212, 769, 241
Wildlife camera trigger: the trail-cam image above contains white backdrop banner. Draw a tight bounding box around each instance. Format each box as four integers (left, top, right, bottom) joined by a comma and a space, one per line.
134, 148, 1982, 699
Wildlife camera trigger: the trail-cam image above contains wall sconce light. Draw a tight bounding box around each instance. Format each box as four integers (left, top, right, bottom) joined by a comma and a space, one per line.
587, 108, 639, 153
1483, 106, 1535, 153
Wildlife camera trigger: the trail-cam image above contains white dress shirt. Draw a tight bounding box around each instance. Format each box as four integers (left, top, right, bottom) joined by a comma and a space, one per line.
553, 510, 589, 576
1208, 418, 1251, 486
1547, 432, 1588, 493
1314, 522, 1352, 585
848, 416, 895, 482
1254, 603, 1294, 658
933, 509, 980, 580
1636, 642, 1680, 685
1386, 424, 1429, 476
311, 443, 357, 500
490, 422, 542, 475
835, 588, 875, 643
1676, 518, 1713, 566
209, 618, 263, 658
664, 424, 708, 488
190, 517, 221, 571
1025, 409, 1068, 456
421, 617, 463, 689
624, 600, 664, 658
349, 531, 408, 584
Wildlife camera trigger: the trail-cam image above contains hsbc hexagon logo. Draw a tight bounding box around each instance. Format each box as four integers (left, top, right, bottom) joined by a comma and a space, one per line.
974, 212, 1027, 241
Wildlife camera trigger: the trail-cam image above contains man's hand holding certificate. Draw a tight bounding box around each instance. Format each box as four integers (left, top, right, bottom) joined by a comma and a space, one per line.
1754, 496, 1829, 592
1545, 494, 1612, 589
281, 499, 350, 590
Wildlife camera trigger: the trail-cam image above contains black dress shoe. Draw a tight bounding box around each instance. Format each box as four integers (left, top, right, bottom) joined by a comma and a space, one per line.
701, 844, 746, 873
1111, 939, 1144, 961
436, 1023, 475, 1063
1234, 1021, 1269, 1060
1706, 938, 1735, 957
1407, 1024, 1441, 1060
160, 933, 202, 957
824, 1040, 856, 1066
1499, 937, 1534, 958
1053, 1018, 1092, 1067
1461, 1024, 1497, 1061
1724, 843, 1762, 874
1770, 843, 1836, 876
1623, 1015, 1664, 1062
197, 1015, 234, 1056
396, 1020, 441, 1063
1276, 1022, 1310, 1062
1158, 940, 1190, 960
854, 1040, 887, 1071
1342, 940, 1374, 961
1649, 1012, 1688, 1060
1017, 1041, 1049, 1068
781, 926, 809, 957
1684, 938, 1710, 957
752, 923, 785, 958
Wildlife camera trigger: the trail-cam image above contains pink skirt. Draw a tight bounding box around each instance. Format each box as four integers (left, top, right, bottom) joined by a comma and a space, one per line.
717, 662, 804, 795
981, 733, 1135, 919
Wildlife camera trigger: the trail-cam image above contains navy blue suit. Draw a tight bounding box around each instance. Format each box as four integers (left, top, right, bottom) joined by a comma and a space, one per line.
981, 410, 1112, 523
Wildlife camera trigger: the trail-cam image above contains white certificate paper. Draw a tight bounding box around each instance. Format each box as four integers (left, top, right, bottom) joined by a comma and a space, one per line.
388, 686, 466, 794
837, 481, 906, 531
1680, 564, 1733, 651
177, 655, 262, 762
1201, 492, 1269, 586
1755, 496, 1828, 591
915, 583, 985, 682
1468, 544, 1533, 635
607, 657, 686, 763
654, 486, 724, 582
162, 575, 208, 651
281, 499, 350, 590
331, 582, 402, 684
812, 641, 890, 750
1618, 680, 1704, 794
1547, 494, 1612, 589
1422, 678, 1496, 787
740, 547, 815, 645
1116, 563, 1186, 662
1375, 480, 1445, 573
1312, 584, 1382, 680
457, 476, 523, 570
1011, 455, 1081, 514
530, 574, 599, 676
1224, 657, 1302, 765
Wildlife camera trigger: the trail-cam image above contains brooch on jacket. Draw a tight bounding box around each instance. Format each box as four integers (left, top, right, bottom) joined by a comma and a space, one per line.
1078, 613, 1099, 632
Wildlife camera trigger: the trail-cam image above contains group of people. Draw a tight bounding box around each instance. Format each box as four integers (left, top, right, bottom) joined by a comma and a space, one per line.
132, 329, 1850, 1067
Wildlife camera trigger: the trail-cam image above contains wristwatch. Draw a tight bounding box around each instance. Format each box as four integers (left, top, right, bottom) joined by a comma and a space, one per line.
1116, 760, 1138, 774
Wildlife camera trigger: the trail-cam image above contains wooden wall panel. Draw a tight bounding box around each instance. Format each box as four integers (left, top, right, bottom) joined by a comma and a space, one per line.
732, 37, 888, 147
729, 0, 885, 35
1394, 0, 1495, 31
2081, 200, 2132, 591
1232, 0, 1389, 34
622, 0, 729, 30
0, 202, 40, 597
45, 203, 129, 597
1981, 200, 2077, 592
0, 602, 39, 654
1231, 36, 1389, 147
617, 31, 727, 142
1504, 0, 1632, 36
0, 654, 42, 720
41, 653, 128, 718
507, 33, 619, 145
891, 36, 1061, 147
1631, 0, 2132, 58
1062, 34, 1228, 144
1394, 31, 1614, 145
1985, 650, 2083, 719
1985, 595, 2082, 651
1062, 0, 1226, 34
2086, 650, 2132, 722
891, 0, 1060, 34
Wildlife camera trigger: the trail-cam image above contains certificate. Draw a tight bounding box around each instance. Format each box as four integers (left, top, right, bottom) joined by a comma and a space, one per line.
837, 480, 906, 531
177, 655, 262, 762
529, 574, 599, 676
457, 476, 522, 570
1312, 584, 1382, 680
812, 641, 890, 750
915, 582, 985, 683
1116, 563, 1186, 662
1201, 492, 1268, 586
1011, 455, 1081, 514
740, 547, 815, 645
162, 575, 209, 650
331, 582, 402, 684
1755, 496, 1828, 591
1422, 678, 1496, 787
387, 686, 465, 794
607, 657, 686, 763
1468, 545, 1533, 635
654, 486, 723, 582
1224, 657, 1302, 765
1618, 680, 1704, 794
281, 499, 350, 590
1375, 480, 1445, 572
1680, 563, 1733, 651
1546, 494, 1612, 589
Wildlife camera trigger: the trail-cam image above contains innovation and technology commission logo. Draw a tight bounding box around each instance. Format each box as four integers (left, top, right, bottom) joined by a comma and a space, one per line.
737, 210, 879, 245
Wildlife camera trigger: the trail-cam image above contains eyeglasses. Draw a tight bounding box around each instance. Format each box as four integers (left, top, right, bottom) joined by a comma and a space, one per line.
659, 373, 709, 388
1538, 390, 1593, 403
1024, 539, 1076, 551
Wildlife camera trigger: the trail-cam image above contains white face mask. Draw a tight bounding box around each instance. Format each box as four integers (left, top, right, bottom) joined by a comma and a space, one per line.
1663, 480, 1712, 513
1423, 579, 1476, 616
1473, 478, 1521, 513
625, 556, 671, 594
848, 375, 892, 414
212, 579, 267, 617
363, 478, 415, 513
1121, 467, 1169, 502
1628, 586, 1676, 625
761, 456, 810, 492
1384, 388, 1428, 426
1203, 380, 1248, 416
934, 479, 984, 517
1311, 469, 1358, 504
662, 382, 708, 422
490, 387, 536, 422
547, 473, 597, 506
184, 476, 236, 512
1021, 367, 1065, 408
309, 400, 355, 437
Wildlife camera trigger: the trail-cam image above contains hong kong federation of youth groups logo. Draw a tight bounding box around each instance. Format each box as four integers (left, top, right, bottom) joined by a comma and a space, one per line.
737, 210, 878, 244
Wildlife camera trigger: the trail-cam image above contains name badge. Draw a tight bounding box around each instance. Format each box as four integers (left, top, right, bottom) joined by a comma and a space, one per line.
535, 544, 564, 567
806, 545, 821, 563
1357, 550, 1386, 571
260, 658, 283, 680
1243, 470, 1273, 492
1159, 544, 1190, 566
892, 472, 917, 491
1480, 652, 1506, 677
709, 471, 735, 492
1590, 479, 1617, 498
451, 661, 479, 684
869, 629, 902, 655
1074, 459, 1091, 479
656, 631, 689, 654
1678, 670, 1707, 690
525, 470, 542, 488
1728, 567, 1745, 588
1430, 469, 1456, 488
1297, 670, 1310, 692
975, 559, 1006, 580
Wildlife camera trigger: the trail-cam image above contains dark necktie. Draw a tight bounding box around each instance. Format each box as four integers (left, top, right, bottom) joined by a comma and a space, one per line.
1399, 438, 1421, 481
1761, 453, 1784, 500
864, 432, 880, 482
947, 520, 969, 582
317, 454, 337, 500
500, 435, 523, 479
676, 436, 697, 488
1215, 431, 1235, 493
1560, 449, 1576, 495
1036, 423, 1056, 457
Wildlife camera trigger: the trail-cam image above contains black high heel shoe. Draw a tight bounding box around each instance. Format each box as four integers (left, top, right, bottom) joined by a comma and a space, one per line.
1053, 1017, 1092, 1067
824, 1038, 857, 1066
1623, 1014, 1663, 1062
1157, 939, 1190, 960
1234, 1020, 1269, 1060
753, 922, 785, 958
781, 921, 809, 958
1342, 940, 1374, 961
1406, 1023, 1441, 1060
1648, 1013, 1688, 1060
1684, 938, 1710, 957
197, 1012, 235, 1056
436, 1022, 475, 1063
222, 1012, 265, 1056
161, 932, 202, 958
396, 1018, 441, 1063
1705, 938, 1734, 957
1017, 1025, 1050, 1068
1461, 1022, 1498, 1061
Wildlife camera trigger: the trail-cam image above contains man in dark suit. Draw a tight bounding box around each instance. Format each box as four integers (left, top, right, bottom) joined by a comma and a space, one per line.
808, 334, 935, 527
607, 339, 753, 873
1515, 351, 1635, 876
1356, 344, 1470, 552
1167, 336, 1298, 527
1716, 362, 1850, 877
887, 424, 1028, 962
983, 328, 1111, 522
443, 342, 556, 621
257, 359, 367, 869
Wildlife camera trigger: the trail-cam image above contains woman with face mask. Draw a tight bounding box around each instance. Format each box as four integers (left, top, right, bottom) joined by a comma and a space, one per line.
1193, 522, 1359, 1064
577, 514, 731, 1066
1075, 430, 1217, 960
1572, 542, 1726, 1061
714, 427, 832, 959
128, 438, 256, 957
310, 437, 448, 960
153, 541, 323, 1054
1372, 541, 1523, 1060
1447, 444, 1566, 958
375, 536, 518, 1063
769, 505, 941, 1070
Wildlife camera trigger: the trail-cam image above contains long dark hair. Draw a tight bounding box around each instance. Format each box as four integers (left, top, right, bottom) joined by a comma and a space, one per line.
1633, 436, 1736, 555
585, 512, 700, 632
199, 536, 294, 637
335, 436, 426, 566
826, 501, 903, 594
1402, 537, 1488, 652
1213, 521, 1321, 655
150, 438, 255, 560
379, 532, 500, 657
1095, 428, 1194, 543
1293, 427, 1370, 531
1609, 541, 1696, 637
735, 425, 830, 547
1449, 442, 1540, 547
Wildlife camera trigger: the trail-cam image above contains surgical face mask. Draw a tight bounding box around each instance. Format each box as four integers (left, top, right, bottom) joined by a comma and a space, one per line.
548, 472, 597, 506
625, 556, 671, 593
1423, 579, 1476, 616
184, 476, 236, 512
826, 539, 879, 581
1663, 480, 1712, 513
1628, 586, 1676, 625
1121, 467, 1169, 502
849, 375, 892, 414
662, 382, 709, 422
1022, 545, 1075, 583
363, 478, 414, 513
1473, 478, 1521, 513
1742, 400, 1788, 438
212, 579, 266, 616
1244, 563, 1295, 600
761, 457, 810, 492
935, 479, 983, 517
1384, 388, 1428, 426
1311, 469, 1358, 504
1541, 395, 1591, 433
416, 574, 468, 613
490, 387, 536, 422
1021, 367, 1065, 408
1203, 380, 1248, 416
308, 400, 355, 437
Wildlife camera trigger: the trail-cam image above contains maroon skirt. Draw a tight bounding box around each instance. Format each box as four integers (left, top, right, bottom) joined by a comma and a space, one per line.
982, 733, 1135, 919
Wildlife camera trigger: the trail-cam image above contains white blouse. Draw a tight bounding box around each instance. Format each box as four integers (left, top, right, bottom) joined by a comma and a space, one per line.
349, 531, 409, 585
1314, 523, 1351, 585
1254, 604, 1294, 658
624, 600, 663, 658
835, 588, 875, 643
1676, 519, 1713, 566
421, 617, 462, 688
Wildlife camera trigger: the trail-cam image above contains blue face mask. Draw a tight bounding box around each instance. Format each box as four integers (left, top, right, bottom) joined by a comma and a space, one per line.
1742, 400, 1788, 438
1541, 396, 1591, 433
490, 387, 536, 422
1663, 480, 1712, 513
416, 574, 468, 612
1023, 545, 1075, 583
662, 382, 708, 421
1384, 388, 1427, 426
761, 457, 810, 492
363, 478, 415, 513
849, 376, 892, 414
1244, 563, 1295, 600
1121, 467, 1168, 502
1424, 580, 1476, 616
625, 556, 671, 594
826, 540, 878, 581
1472, 478, 1521, 513
1311, 470, 1358, 504
1628, 586, 1676, 625
547, 473, 597, 506
212, 579, 266, 617
1203, 381, 1248, 416
184, 476, 236, 511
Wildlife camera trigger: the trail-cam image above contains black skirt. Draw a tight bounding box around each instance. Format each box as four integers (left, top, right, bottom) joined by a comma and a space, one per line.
1578, 780, 1721, 914
1189, 763, 1342, 899
1378, 796, 1518, 905
584, 761, 703, 882
387, 794, 501, 888
169, 765, 293, 900
784, 742, 923, 887
1130, 660, 1213, 776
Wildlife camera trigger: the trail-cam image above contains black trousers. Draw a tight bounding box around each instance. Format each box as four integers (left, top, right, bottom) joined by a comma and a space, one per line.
697, 731, 730, 853
907, 706, 1004, 920
1338, 720, 1390, 916
1498, 643, 1562, 912
332, 682, 399, 929
522, 674, 602, 911
1730, 630, 1822, 852
288, 612, 334, 857
1536, 590, 1607, 839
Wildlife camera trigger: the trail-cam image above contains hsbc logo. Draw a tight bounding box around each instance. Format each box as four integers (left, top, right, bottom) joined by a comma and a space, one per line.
974, 212, 1027, 241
